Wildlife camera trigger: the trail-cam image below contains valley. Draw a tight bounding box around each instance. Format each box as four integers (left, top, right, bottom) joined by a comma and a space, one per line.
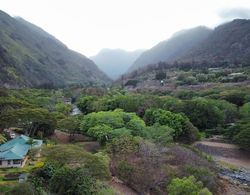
0, 6, 250, 195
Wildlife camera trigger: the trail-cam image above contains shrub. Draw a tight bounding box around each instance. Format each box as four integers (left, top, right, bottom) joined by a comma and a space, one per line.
240, 102, 250, 118
219, 90, 247, 106
234, 122, 250, 151
42, 144, 90, 166
184, 166, 218, 193
49, 167, 97, 195
84, 152, 112, 180
5, 183, 38, 195
55, 103, 71, 115
125, 80, 139, 87
167, 176, 212, 195
155, 72, 166, 80
107, 136, 140, 155
77, 96, 96, 114
145, 124, 174, 145
196, 73, 208, 82
117, 161, 135, 182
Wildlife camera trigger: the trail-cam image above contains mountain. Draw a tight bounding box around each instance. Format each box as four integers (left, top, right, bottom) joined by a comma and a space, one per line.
90, 48, 144, 79
129, 19, 250, 72
0, 10, 111, 88
180, 19, 250, 63
129, 26, 212, 71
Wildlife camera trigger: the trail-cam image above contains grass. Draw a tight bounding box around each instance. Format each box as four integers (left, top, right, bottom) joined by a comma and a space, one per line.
218, 160, 239, 171
0, 153, 44, 194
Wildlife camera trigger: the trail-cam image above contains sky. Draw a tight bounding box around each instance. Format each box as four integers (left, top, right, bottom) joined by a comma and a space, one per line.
1, 0, 250, 57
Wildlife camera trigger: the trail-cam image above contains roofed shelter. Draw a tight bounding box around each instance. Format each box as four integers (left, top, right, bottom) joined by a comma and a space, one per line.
0, 135, 42, 168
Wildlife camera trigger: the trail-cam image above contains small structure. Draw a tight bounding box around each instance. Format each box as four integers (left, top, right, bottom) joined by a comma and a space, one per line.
0, 135, 42, 168
19, 173, 28, 183
64, 98, 72, 105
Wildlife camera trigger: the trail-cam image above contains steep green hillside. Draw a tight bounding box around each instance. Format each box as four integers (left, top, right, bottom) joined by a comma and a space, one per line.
181, 19, 250, 63
130, 19, 250, 72
129, 26, 212, 71
0, 11, 111, 88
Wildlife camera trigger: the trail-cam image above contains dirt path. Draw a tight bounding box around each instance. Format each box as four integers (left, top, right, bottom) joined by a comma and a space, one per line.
109, 177, 138, 195
194, 137, 250, 194
49, 130, 92, 144
195, 140, 250, 169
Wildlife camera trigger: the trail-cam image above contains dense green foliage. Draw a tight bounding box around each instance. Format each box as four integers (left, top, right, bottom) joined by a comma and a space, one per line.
144, 108, 199, 141
233, 119, 250, 150
29, 145, 113, 194
49, 167, 97, 195
80, 110, 146, 143
167, 176, 212, 195
6, 183, 38, 195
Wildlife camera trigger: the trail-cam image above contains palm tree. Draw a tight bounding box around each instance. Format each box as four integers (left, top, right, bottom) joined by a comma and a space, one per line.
0, 134, 6, 144
26, 138, 37, 149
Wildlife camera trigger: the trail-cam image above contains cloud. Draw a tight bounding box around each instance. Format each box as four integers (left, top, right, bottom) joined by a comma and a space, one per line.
219, 8, 250, 20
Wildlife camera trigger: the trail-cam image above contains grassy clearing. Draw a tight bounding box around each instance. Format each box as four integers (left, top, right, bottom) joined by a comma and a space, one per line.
0, 151, 45, 194
218, 160, 239, 171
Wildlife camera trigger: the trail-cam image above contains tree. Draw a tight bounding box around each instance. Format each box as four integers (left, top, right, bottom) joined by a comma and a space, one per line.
26, 138, 38, 149
80, 110, 146, 143
0, 108, 56, 137
55, 102, 71, 115
87, 124, 113, 144
181, 98, 224, 130
126, 117, 146, 137
145, 124, 174, 145
240, 102, 250, 118
233, 119, 250, 151
84, 152, 111, 180
49, 167, 97, 195
144, 108, 198, 141
0, 133, 6, 144
0, 97, 32, 115
77, 96, 96, 114
57, 116, 80, 139
219, 90, 246, 106
167, 176, 212, 195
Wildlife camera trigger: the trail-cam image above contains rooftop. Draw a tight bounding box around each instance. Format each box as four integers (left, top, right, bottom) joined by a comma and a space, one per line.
0, 135, 43, 160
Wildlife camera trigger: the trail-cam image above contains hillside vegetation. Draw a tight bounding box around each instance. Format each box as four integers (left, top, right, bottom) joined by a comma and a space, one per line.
129, 19, 250, 71
0, 11, 111, 88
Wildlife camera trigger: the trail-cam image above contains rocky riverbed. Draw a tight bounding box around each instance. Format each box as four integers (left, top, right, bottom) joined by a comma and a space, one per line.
194, 137, 250, 190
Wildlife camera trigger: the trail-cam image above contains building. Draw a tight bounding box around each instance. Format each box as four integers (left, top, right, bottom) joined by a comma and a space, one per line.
0, 135, 43, 168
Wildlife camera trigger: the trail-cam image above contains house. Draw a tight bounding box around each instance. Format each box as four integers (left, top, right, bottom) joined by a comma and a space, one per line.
0, 135, 43, 168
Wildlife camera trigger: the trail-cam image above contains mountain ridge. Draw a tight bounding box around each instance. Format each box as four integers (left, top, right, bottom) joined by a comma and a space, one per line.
129, 19, 250, 72
0, 10, 111, 88
129, 26, 212, 71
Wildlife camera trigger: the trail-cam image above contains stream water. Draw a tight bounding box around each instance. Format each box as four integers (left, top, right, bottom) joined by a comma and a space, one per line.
70, 105, 81, 116
220, 167, 250, 185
